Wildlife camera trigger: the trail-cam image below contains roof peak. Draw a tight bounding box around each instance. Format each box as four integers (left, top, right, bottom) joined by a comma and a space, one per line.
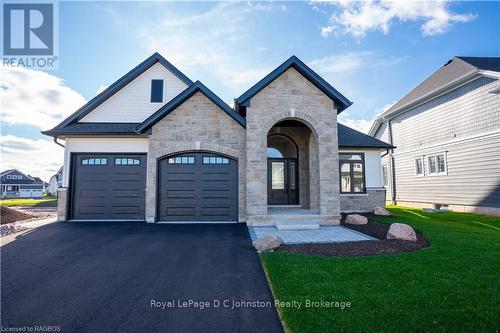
235, 55, 352, 112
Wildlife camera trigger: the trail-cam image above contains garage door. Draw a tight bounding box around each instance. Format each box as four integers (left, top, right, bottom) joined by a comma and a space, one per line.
71, 154, 146, 220
158, 152, 238, 222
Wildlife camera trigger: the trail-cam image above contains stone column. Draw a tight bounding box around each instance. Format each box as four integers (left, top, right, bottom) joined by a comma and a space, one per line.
56, 187, 68, 221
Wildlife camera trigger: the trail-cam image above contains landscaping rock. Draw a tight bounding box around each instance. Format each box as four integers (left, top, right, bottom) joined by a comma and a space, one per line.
386, 223, 417, 242
253, 236, 284, 252
373, 206, 391, 216
345, 214, 368, 225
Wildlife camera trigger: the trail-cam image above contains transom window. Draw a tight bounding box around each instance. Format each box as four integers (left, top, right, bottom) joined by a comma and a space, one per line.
267, 135, 297, 158
168, 156, 195, 164
339, 153, 365, 193
81, 158, 107, 165
415, 157, 424, 176
203, 156, 229, 164
115, 158, 140, 165
427, 153, 447, 175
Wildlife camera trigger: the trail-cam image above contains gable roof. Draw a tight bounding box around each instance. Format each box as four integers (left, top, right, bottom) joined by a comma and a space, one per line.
136, 81, 246, 133
338, 123, 394, 149
369, 56, 500, 135
235, 55, 352, 112
0, 169, 44, 184
456, 56, 500, 72
43, 53, 193, 136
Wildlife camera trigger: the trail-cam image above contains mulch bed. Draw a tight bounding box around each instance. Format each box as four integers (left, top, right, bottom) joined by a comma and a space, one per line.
276, 213, 429, 257
0, 206, 34, 225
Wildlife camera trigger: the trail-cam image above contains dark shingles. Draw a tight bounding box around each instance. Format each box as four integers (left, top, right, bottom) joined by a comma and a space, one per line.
338, 123, 393, 148
42, 122, 142, 136
456, 56, 500, 72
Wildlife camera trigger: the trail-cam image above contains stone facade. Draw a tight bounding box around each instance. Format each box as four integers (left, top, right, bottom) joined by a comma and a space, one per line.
56, 187, 68, 222
340, 188, 386, 212
245, 68, 341, 224
55, 67, 383, 223
145, 91, 247, 222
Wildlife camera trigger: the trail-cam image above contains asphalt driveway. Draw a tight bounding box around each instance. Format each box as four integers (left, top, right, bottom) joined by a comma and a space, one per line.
1, 223, 283, 333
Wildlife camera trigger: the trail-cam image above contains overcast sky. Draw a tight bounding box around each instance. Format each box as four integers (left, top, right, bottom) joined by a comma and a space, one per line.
1, 1, 499, 181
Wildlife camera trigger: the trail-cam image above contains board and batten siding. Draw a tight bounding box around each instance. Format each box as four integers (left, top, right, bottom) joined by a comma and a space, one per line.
80, 63, 188, 123
62, 138, 149, 187
377, 76, 500, 211
339, 149, 383, 188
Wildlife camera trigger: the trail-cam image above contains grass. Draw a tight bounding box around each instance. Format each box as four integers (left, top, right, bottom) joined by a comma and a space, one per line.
260, 206, 500, 333
0, 195, 57, 207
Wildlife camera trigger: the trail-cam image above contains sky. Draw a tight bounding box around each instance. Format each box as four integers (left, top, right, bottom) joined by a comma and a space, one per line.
1, 0, 499, 181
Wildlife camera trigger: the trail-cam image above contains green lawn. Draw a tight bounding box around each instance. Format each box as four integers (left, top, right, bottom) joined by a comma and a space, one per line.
0, 195, 57, 207
260, 206, 500, 333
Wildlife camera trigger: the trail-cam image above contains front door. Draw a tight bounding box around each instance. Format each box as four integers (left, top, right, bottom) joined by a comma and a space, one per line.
267, 158, 298, 205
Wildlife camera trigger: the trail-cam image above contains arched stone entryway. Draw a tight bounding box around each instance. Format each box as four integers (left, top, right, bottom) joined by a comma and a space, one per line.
266, 120, 319, 210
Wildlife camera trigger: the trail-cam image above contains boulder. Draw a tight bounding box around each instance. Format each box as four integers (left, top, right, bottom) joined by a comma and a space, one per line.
345, 214, 368, 225
386, 223, 417, 242
253, 236, 284, 252
373, 206, 391, 216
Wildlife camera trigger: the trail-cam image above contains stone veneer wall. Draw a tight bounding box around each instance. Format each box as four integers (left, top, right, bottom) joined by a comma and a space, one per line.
340, 188, 386, 212
145, 92, 247, 222
245, 67, 341, 224
56, 187, 68, 221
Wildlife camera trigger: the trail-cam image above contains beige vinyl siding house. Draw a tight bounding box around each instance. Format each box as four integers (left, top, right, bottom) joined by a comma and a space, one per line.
370, 56, 500, 216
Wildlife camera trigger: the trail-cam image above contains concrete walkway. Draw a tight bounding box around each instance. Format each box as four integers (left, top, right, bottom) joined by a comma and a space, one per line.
248, 225, 375, 244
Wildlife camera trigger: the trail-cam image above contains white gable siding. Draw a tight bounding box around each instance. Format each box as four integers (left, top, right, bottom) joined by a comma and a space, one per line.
80, 63, 188, 123
339, 149, 383, 188
62, 137, 149, 187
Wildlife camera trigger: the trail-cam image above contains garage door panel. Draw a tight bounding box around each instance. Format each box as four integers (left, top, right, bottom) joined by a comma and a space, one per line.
71, 154, 146, 220
165, 207, 196, 216
158, 153, 237, 222
167, 190, 196, 198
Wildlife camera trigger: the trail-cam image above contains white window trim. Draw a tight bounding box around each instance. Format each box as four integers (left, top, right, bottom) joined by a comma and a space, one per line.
414, 157, 424, 177
427, 152, 448, 176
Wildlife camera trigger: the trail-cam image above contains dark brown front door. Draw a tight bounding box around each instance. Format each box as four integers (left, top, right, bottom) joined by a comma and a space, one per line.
267, 158, 298, 205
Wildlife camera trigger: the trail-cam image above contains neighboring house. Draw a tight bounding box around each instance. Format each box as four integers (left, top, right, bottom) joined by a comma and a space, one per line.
48, 167, 63, 196
42, 53, 392, 223
369, 56, 500, 216
0, 169, 45, 198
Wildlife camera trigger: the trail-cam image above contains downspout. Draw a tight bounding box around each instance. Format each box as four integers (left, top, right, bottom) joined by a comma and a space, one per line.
387, 120, 397, 205
53, 136, 65, 148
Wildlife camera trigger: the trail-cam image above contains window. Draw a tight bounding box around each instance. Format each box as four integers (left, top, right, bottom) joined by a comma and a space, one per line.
382, 164, 389, 186
415, 157, 424, 176
150, 79, 164, 103
339, 153, 365, 193
167, 156, 195, 164
203, 156, 229, 164
427, 153, 447, 175
81, 158, 107, 165
6, 175, 12, 179
115, 158, 140, 165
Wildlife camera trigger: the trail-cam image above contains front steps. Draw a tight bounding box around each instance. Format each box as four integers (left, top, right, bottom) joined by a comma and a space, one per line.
275, 220, 320, 230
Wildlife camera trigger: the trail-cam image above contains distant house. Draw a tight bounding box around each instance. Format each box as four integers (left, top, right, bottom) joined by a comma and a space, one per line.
48, 167, 63, 196
369, 56, 500, 216
0, 169, 45, 198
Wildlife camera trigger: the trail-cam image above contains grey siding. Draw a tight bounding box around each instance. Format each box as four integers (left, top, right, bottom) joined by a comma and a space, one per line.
381, 76, 500, 209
